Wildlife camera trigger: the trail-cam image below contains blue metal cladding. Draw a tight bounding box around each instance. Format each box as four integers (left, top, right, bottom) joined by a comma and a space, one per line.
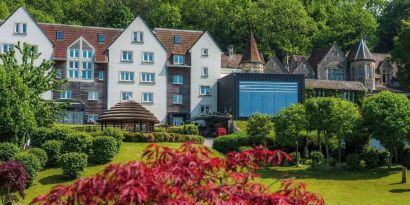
239, 81, 298, 117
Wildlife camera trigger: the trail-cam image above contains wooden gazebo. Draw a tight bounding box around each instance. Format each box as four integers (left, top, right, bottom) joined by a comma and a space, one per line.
98, 101, 159, 132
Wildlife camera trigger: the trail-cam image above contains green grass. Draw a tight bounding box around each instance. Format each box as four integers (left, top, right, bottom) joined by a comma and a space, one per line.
234, 120, 248, 132
22, 142, 182, 204
257, 166, 410, 205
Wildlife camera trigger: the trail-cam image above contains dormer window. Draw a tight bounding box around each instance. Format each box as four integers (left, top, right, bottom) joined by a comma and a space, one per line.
97, 33, 105, 43
132, 31, 143, 43
174, 35, 181, 44
56, 31, 64, 40
201, 48, 209, 56
67, 38, 95, 81
14, 23, 27, 34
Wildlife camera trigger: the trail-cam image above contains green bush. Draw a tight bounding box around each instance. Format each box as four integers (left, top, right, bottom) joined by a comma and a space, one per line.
247, 113, 274, 145
239, 146, 252, 151
123, 132, 204, 144
346, 153, 363, 170
0, 142, 20, 161
41, 140, 63, 166
101, 128, 124, 151
59, 152, 88, 179
14, 152, 41, 186
154, 126, 167, 132
62, 132, 93, 154
309, 151, 324, 168
168, 124, 199, 135
362, 149, 379, 169
402, 148, 410, 168
378, 149, 390, 166
31, 126, 72, 147
27, 148, 48, 169
213, 134, 250, 154
91, 136, 117, 164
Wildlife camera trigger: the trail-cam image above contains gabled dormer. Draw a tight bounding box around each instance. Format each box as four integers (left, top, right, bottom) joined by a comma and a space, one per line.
66, 37, 95, 81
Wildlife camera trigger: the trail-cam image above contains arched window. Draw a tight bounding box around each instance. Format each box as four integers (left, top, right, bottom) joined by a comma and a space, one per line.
67, 38, 95, 81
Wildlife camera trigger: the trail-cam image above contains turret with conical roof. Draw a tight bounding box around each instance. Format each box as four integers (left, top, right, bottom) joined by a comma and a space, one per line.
239, 32, 264, 73
348, 39, 376, 91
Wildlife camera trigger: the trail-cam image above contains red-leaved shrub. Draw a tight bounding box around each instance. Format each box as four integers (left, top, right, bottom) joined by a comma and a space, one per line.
0, 161, 30, 204
31, 142, 324, 205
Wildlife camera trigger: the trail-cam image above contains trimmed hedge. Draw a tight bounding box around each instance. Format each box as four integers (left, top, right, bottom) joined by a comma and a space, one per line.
213, 134, 250, 154
41, 140, 63, 166
60, 152, 88, 179
14, 152, 41, 186
62, 132, 93, 154
91, 136, 118, 164
168, 124, 199, 135
31, 126, 72, 147
0, 142, 20, 162
123, 132, 204, 144
27, 148, 48, 169
101, 128, 124, 152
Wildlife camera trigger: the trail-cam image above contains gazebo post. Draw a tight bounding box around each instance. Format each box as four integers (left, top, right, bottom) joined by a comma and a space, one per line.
140, 122, 142, 132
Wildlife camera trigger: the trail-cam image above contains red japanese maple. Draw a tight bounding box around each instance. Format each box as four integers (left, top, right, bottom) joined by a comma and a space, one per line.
31, 142, 324, 205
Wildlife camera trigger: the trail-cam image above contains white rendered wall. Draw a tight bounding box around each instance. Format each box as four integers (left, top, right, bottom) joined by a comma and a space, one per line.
108, 17, 167, 124
189, 32, 222, 118
0, 8, 54, 100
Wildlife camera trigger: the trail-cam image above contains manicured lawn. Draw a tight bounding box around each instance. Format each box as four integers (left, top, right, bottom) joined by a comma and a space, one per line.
22, 142, 182, 204
257, 166, 410, 205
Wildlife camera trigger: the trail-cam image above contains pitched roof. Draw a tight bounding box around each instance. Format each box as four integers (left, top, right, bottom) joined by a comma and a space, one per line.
39, 23, 122, 62
308, 44, 333, 70
221, 53, 243, 68
305, 79, 366, 91
264, 55, 288, 74
347, 39, 375, 62
98, 101, 159, 124
240, 32, 263, 64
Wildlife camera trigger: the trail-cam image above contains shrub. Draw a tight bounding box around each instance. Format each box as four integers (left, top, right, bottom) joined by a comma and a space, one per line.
154, 126, 167, 132
14, 152, 41, 186
346, 153, 362, 170
0, 142, 19, 162
309, 151, 324, 168
59, 152, 88, 179
168, 124, 199, 135
62, 132, 93, 154
0, 161, 29, 204
239, 146, 252, 152
30, 126, 72, 147
27, 148, 48, 169
41, 140, 63, 166
101, 128, 124, 151
247, 113, 274, 145
91, 136, 117, 164
378, 149, 390, 166
402, 148, 410, 168
362, 149, 379, 169
213, 134, 250, 154
123, 132, 204, 144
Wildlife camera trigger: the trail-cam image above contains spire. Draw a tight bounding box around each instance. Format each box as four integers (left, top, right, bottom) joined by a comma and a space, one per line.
347, 39, 375, 62
240, 32, 263, 64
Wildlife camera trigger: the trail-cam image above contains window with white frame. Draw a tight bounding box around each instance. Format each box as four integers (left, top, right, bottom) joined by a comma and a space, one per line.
174, 35, 181, 44
119, 71, 134, 82
132, 31, 143, 43
60, 90, 72, 99
88, 91, 99, 101
201, 67, 209, 77
98, 71, 104, 81
142, 52, 154, 63
173, 55, 184, 65
68, 61, 79, 79
140, 72, 155, 83
200, 86, 211, 96
173, 75, 183, 84
142, 92, 153, 103
82, 50, 93, 59
121, 92, 133, 101
200, 105, 211, 114
1, 44, 14, 53
82, 62, 93, 80
56, 69, 62, 78
69, 49, 80, 58
87, 114, 98, 124
14, 23, 27, 34
173, 95, 183, 104
201, 48, 209, 56
121, 51, 133, 62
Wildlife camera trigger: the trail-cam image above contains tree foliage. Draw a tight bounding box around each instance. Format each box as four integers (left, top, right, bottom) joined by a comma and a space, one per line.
247, 113, 274, 145
392, 20, 410, 88
31, 142, 324, 204
0, 161, 29, 205
274, 104, 306, 147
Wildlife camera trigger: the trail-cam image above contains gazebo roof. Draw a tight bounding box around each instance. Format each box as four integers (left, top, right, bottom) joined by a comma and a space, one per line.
98, 101, 159, 124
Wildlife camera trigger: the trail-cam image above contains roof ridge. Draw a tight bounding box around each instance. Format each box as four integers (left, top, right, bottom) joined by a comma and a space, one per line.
38, 22, 124, 31
154, 28, 204, 33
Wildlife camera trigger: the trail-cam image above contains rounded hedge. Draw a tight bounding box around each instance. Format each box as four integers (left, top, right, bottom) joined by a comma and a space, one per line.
91, 136, 118, 164
0, 142, 20, 162
28, 148, 48, 169
30, 126, 72, 147
168, 124, 199, 135
41, 140, 63, 167
62, 132, 93, 154
346, 153, 362, 170
101, 128, 124, 152
59, 152, 88, 179
123, 132, 204, 144
213, 134, 250, 154
362, 149, 379, 169
14, 152, 41, 186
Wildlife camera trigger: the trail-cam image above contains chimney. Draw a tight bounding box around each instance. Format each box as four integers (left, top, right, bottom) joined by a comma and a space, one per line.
228, 45, 234, 58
